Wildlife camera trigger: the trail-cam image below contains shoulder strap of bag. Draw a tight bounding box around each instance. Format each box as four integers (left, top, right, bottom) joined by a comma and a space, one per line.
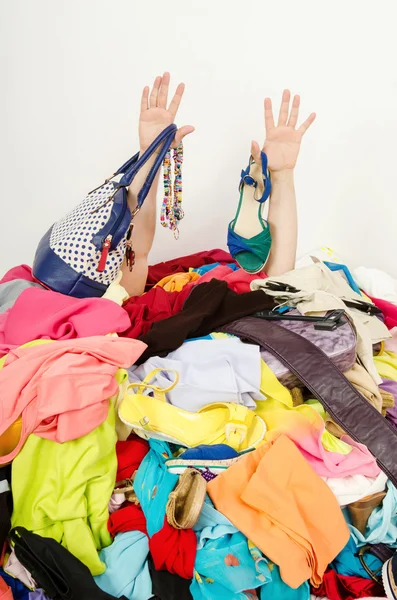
221, 316, 397, 488
119, 124, 177, 207
115, 152, 140, 177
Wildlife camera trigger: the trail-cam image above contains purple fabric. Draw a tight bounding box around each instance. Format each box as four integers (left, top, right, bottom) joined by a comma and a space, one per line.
380, 378, 397, 428
29, 591, 50, 600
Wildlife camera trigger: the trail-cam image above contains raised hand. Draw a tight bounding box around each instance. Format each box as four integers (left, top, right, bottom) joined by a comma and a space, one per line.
139, 72, 194, 152
252, 90, 316, 172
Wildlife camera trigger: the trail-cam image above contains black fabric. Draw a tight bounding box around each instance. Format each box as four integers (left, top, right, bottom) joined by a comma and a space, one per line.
148, 555, 193, 600
9, 527, 126, 600
0, 466, 12, 558
138, 279, 276, 363
222, 316, 397, 489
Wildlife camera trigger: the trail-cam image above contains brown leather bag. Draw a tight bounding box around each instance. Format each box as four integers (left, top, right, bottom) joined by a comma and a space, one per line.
221, 317, 397, 488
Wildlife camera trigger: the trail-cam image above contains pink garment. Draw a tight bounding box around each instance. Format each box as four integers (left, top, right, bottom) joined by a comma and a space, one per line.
368, 295, 397, 330
4, 549, 36, 588
0, 264, 34, 284
0, 336, 146, 464
0, 287, 131, 357
108, 493, 126, 514
193, 265, 267, 294
385, 327, 397, 354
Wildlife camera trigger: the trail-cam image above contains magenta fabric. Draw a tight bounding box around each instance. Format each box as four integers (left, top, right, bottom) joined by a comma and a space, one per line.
368, 295, 397, 330
0, 287, 131, 357
0, 336, 146, 464
193, 265, 267, 294
0, 264, 34, 284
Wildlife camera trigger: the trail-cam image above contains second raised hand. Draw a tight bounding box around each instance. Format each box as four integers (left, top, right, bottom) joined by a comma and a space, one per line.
251, 89, 316, 172
139, 72, 195, 152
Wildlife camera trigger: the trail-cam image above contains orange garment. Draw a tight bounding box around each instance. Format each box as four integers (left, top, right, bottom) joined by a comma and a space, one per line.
0, 417, 22, 458
207, 435, 349, 589
155, 272, 200, 292
0, 576, 12, 600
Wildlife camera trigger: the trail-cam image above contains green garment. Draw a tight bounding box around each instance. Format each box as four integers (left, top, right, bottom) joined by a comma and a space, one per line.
11, 401, 117, 576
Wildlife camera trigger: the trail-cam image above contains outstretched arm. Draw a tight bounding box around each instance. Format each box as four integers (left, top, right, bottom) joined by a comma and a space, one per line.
252, 90, 316, 276
121, 73, 194, 296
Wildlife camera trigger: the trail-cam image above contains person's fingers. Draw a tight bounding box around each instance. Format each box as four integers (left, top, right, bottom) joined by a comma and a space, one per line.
287, 94, 300, 128
277, 89, 291, 126
140, 86, 149, 113
171, 125, 195, 147
158, 71, 170, 109
251, 141, 262, 167
168, 83, 185, 117
298, 112, 317, 135
264, 98, 275, 133
149, 75, 162, 108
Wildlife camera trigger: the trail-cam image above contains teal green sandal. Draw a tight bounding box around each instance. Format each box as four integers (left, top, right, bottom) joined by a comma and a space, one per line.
227, 152, 272, 274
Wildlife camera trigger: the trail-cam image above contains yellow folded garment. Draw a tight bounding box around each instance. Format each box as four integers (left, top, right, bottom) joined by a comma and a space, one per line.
111, 368, 132, 441
374, 350, 397, 382
260, 360, 293, 407
102, 271, 129, 305
11, 401, 117, 576
257, 360, 349, 453
255, 398, 352, 455
118, 368, 266, 450
155, 271, 201, 292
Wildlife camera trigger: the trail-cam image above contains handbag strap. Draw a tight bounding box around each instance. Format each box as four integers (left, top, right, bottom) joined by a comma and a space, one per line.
115, 151, 140, 177
119, 124, 177, 209
220, 316, 397, 488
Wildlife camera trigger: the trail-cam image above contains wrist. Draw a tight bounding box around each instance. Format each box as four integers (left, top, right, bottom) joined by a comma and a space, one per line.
269, 169, 295, 183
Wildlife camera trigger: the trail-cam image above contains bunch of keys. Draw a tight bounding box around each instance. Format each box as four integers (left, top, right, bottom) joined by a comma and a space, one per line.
125, 222, 135, 272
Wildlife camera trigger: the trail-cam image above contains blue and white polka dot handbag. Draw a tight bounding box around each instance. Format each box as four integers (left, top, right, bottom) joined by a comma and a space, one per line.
33, 125, 177, 298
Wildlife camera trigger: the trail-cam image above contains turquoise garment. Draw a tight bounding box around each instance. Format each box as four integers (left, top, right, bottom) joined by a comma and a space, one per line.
347, 480, 397, 547
134, 439, 178, 537
260, 565, 310, 599
331, 535, 382, 580
194, 495, 238, 539
192, 263, 239, 276
191, 496, 270, 600
94, 531, 151, 600
191, 533, 271, 600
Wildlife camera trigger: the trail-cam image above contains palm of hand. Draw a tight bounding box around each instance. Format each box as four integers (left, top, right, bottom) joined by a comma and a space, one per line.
139, 107, 174, 151
263, 127, 303, 172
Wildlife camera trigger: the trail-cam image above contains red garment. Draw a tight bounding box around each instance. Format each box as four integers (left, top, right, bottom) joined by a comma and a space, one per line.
311, 569, 385, 600
107, 438, 149, 537
108, 504, 147, 537
194, 265, 267, 294
369, 295, 397, 330
121, 285, 191, 339
149, 517, 196, 580
146, 249, 234, 290
116, 437, 149, 481
0, 287, 131, 357
0, 264, 34, 284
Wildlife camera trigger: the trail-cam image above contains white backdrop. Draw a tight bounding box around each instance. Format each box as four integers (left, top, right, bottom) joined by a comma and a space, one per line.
1, 0, 396, 277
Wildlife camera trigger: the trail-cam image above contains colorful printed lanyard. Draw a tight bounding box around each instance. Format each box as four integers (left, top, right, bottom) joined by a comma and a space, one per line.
161, 143, 184, 238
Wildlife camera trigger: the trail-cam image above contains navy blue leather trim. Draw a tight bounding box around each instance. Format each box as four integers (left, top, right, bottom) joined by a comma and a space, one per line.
91, 187, 130, 251
33, 227, 108, 298
116, 151, 139, 176
119, 124, 177, 188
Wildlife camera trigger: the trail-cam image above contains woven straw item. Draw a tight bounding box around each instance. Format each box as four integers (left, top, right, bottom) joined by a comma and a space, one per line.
166, 468, 207, 530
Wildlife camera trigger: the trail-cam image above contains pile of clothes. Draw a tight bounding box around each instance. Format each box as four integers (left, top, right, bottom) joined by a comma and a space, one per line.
1, 248, 397, 600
